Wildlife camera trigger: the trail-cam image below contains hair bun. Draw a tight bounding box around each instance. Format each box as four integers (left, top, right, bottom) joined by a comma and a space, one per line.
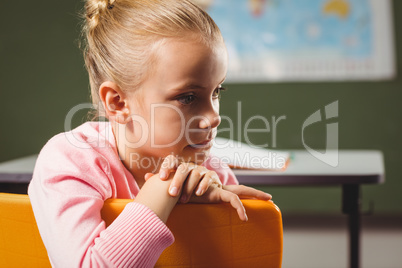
85, 0, 115, 30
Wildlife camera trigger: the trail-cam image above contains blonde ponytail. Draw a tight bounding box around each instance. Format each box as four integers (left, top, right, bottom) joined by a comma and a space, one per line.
85, 0, 116, 31
80, 0, 223, 118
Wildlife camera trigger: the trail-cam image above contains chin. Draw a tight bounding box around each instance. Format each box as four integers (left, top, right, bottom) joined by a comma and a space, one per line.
189, 150, 210, 165
180, 145, 212, 164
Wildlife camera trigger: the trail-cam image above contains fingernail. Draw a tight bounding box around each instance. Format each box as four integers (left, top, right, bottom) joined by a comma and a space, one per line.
169, 186, 178, 196
245, 214, 248, 221
196, 188, 203, 196
160, 170, 167, 179
180, 195, 187, 203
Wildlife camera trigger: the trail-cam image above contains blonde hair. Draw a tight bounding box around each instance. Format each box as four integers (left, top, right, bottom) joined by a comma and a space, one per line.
81, 0, 224, 118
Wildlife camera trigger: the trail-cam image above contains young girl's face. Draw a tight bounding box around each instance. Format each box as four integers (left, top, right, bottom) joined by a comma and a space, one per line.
125, 36, 227, 167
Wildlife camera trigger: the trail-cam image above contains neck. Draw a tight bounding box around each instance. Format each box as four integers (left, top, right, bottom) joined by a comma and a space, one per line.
112, 123, 163, 189
120, 153, 163, 189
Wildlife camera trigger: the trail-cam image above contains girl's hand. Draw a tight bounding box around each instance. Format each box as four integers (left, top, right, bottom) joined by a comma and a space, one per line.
189, 184, 273, 222
144, 155, 222, 203
222, 185, 272, 201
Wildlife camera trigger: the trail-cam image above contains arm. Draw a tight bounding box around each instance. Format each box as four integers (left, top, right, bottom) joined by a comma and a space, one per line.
29, 135, 177, 268
133, 173, 179, 223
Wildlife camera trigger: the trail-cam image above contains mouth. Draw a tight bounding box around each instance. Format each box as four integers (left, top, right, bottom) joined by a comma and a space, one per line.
187, 139, 214, 150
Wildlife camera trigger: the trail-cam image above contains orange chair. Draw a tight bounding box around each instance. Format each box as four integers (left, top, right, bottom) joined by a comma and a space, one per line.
0, 193, 283, 267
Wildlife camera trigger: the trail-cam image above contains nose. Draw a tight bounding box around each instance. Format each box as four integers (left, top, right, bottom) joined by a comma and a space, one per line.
199, 107, 221, 129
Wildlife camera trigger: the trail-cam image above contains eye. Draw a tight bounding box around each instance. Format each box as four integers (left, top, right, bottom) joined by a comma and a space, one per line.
177, 94, 196, 105
212, 86, 226, 99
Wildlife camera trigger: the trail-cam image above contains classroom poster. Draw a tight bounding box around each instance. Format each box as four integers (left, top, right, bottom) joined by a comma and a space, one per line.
195, 0, 395, 82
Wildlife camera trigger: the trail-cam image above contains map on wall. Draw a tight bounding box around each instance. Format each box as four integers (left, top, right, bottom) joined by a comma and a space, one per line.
194, 0, 395, 82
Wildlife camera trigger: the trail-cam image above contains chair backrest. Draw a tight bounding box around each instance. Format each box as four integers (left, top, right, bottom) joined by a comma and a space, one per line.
0, 193, 51, 268
1, 193, 283, 267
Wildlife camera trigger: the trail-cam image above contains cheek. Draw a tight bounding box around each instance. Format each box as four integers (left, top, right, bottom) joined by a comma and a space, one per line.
152, 106, 186, 145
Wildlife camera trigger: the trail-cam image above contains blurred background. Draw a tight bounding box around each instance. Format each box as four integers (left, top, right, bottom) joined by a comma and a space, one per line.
0, 0, 401, 267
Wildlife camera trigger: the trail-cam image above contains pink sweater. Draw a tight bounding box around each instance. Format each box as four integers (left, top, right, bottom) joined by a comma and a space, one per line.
28, 122, 238, 268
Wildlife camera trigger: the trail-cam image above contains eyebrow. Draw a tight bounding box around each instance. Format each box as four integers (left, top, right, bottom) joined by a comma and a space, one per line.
171, 77, 227, 92
181, 84, 206, 91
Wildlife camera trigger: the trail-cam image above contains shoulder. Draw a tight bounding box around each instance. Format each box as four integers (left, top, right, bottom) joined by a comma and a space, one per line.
31, 122, 118, 198
60, 121, 114, 150
37, 121, 116, 171
202, 155, 239, 185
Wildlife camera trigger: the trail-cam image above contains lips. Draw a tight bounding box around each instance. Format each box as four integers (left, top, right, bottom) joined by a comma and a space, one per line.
188, 139, 213, 149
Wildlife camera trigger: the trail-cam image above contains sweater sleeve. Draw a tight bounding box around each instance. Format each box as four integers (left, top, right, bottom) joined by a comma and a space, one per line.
28, 134, 174, 268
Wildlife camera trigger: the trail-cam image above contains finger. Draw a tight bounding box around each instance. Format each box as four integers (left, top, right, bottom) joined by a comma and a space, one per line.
159, 155, 180, 180
144, 173, 154, 181
195, 171, 221, 196
223, 185, 272, 200
219, 190, 248, 222
169, 162, 196, 197
180, 166, 208, 203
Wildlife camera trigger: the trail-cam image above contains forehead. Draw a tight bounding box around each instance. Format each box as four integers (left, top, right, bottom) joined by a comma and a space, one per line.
149, 36, 228, 90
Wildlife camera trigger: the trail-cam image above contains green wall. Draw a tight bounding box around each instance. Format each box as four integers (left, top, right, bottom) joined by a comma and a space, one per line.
1, 1, 401, 214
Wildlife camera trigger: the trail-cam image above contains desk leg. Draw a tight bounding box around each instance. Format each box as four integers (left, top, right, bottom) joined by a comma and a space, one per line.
342, 184, 361, 268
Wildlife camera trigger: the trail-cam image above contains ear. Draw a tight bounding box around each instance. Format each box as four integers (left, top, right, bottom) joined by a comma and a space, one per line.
99, 81, 130, 124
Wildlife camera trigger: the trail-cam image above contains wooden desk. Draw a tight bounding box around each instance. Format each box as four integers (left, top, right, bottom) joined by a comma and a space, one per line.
234, 150, 384, 268
0, 150, 384, 268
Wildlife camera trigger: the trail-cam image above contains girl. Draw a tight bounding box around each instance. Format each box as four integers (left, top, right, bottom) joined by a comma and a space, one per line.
28, 0, 272, 267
